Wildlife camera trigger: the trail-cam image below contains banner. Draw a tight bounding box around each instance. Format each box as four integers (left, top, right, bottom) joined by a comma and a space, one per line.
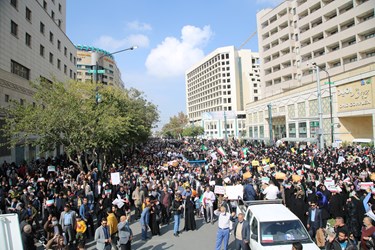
214, 185, 225, 194
225, 185, 243, 200
359, 182, 374, 190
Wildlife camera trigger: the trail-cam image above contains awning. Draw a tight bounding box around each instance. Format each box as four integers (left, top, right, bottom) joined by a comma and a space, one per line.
280, 137, 318, 143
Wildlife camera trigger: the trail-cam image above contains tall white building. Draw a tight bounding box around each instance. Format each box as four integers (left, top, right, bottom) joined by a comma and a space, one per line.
185, 46, 260, 139
76, 45, 124, 88
257, 0, 375, 98
246, 0, 375, 144
0, 0, 77, 163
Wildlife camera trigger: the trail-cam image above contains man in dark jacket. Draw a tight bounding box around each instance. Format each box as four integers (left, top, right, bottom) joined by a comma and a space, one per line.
325, 229, 357, 250
243, 179, 256, 201
233, 213, 250, 250
307, 201, 323, 239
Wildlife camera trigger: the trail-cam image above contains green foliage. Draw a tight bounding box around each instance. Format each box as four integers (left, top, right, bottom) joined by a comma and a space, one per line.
1, 80, 159, 168
161, 112, 188, 138
182, 126, 204, 138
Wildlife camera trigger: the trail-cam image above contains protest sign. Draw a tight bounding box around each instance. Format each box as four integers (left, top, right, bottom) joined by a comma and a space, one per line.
225, 185, 243, 200
214, 185, 225, 194
47, 166, 56, 172
359, 182, 374, 190
111, 172, 121, 185
112, 198, 124, 208
209, 180, 216, 186
324, 178, 335, 188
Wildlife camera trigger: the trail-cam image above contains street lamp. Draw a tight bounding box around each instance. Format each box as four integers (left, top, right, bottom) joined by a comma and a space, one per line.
95, 45, 138, 84
312, 62, 324, 151
94, 46, 137, 105
319, 68, 334, 145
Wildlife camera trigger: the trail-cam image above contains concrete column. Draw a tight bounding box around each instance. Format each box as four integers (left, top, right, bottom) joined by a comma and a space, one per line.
24, 145, 29, 163
373, 113, 375, 143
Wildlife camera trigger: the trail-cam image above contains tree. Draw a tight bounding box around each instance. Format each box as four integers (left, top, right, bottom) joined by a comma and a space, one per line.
182, 126, 204, 138
161, 112, 188, 138
1, 80, 159, 170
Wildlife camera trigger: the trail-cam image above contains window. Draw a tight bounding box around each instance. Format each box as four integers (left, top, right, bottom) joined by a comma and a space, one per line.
20, 99, 24, 106
64, 64, 67, 74
40, 44, 45, 57
40, 22, 45, 34
26, 7, 32, 22
11, 20, 18, 37
10, 0, 17, 9
25, 33, 31, 47
64, 47, 67, 56
43, 1, 47, 10
57, 59, 61, 69
251, 218, 258, 241
70, 53, 73, 62
51, 11, 55, 19
70, 69, 73, 78
11, 60, 30, 80
49, 32, 54, 43
49, 53, 53, 64
5, 94, 10, 103
57, 40, 61, 50
58, 4, 62, 13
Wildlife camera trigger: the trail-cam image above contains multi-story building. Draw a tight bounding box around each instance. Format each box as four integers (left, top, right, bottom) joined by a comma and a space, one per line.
185, 46, 260, 139
247, 0, 375, 145
0, 0, 77, 163
76, 45, 124, 88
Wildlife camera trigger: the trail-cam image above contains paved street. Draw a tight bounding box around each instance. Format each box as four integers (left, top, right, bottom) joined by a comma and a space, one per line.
84, 216, 229, 250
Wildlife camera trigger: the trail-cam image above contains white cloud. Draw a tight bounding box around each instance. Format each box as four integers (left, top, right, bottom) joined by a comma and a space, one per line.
145, 25, 213, 78
256, 0, 283, 6
127, 21, 152, 31
94, 34, 149, 51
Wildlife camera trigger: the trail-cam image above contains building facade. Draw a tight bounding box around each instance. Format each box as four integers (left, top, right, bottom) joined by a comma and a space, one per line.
185, 46, 260, 138
76, 45, 124, 88
0, 0, 77, 163
257, 0, 375, 98
248, 0, 375, 145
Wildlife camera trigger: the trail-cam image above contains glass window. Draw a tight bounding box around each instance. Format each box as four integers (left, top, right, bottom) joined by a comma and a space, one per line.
11, 60, 30, 80
25, 33, 31, 47
43, 1, 47, 10
49, 53, 53, 64
10, 0, 17, 9
298, 122, 307, 138
40, 44, 45, 57
251, 217, 258, 242
11, 20, 18, 37
40, 22, 45, 34
57, 40, 61, 50
249, 127, 253, 138
289, 123, 296, 138
260, 125, 264, 138
260, 220, 311, 246
26, 7, 32, 22
49, 32, 54, 43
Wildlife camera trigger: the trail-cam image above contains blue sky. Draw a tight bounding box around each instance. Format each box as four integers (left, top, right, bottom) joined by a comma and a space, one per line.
66, 0, 283, 128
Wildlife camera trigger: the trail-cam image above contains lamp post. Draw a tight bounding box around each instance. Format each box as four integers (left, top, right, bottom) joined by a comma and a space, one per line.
320, 68, 334, 145
312, 63, 324, 151
95, 46, 138, 84
94, 46, 137, 105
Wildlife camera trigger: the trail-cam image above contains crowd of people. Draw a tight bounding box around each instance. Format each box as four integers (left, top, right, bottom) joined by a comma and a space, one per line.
0, 138, 375, 250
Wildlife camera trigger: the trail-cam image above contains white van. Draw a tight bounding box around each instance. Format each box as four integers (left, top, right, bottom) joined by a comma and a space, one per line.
237, 200, 320, 250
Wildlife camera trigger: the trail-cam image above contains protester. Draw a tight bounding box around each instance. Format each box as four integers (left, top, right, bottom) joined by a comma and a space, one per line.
325, 229, 357, 250
214, 205, 235, 250
184, 195, 197, 231
94, 218, 112, 250
171, 193, 184, 237
203, 186, 216, 224
233, 213, 250, 250
140, 203, 151, 241
117, 215, 133, 250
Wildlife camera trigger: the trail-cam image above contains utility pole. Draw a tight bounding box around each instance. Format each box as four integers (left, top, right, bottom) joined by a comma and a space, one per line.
267, 104, 273, 146
313, 63, 324, 151
224, 111, 228, 142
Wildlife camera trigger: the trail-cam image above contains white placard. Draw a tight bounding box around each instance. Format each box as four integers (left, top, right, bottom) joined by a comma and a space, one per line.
111, 172, 121, 185
337, 156, 345, 164
225, 185, 243, 200
214, 185, 225, 194
359, 182, 374, 190
324, 178, 335, 188
112, 198, 124, 208
47, 166, 56, 172
209, 180, 216, 186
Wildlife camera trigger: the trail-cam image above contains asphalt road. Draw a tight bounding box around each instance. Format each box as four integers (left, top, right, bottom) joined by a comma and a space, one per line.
84, 216, 224, 250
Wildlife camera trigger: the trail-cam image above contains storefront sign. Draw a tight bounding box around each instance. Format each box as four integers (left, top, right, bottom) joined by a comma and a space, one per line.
337, 78, 374, 112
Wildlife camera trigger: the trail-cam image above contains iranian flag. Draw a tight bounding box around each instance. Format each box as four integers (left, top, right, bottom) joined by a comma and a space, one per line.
240, 148, 249, 159
217, 146, 226, 157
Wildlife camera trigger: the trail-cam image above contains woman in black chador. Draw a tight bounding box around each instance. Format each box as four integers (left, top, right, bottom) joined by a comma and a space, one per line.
184, 196, 197, 231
